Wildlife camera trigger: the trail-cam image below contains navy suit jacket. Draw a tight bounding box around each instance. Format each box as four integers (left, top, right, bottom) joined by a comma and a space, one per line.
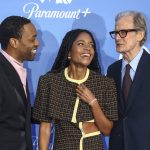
0, 52, 32, 150
107, 50, 150, 150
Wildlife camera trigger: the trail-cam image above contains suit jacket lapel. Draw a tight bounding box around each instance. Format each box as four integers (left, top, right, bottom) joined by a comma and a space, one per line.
108, 60, 126, 116
115, 61, 127, 114
26, 80, 31, 108
0, 53, 27, 110
125, 50, 150, 113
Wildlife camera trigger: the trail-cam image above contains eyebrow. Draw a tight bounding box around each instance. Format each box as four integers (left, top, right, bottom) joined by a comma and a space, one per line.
75, 40, 94, 43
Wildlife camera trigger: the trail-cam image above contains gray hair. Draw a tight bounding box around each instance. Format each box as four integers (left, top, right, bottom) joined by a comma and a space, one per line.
115, 11, 147, 46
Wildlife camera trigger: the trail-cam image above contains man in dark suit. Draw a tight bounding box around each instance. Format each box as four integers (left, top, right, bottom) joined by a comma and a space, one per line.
108, 11, 150, 150
0, 16, 39, 150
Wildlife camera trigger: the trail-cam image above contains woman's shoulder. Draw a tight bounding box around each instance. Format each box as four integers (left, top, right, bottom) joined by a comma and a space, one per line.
90, 70, 115, 84
39, 70, 63, 82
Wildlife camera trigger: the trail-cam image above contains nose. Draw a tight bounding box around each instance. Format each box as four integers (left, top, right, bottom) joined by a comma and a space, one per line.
35, 38, 39, 47
84, 44, 90, 49
84, 44, 93, 50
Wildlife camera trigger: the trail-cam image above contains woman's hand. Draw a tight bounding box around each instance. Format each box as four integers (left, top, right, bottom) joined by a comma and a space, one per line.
76, 83, 113, 135
76, 84, 96, 104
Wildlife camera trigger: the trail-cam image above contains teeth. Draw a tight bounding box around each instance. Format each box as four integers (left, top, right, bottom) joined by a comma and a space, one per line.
32, 49, 37, 54
81, 53, 90, 57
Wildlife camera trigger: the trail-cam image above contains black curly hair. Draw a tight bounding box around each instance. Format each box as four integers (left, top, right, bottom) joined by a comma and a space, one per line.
0, 16, 31, 50
51, 29, 101, 74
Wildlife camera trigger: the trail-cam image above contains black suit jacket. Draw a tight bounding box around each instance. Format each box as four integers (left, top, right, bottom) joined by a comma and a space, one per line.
0, 52, 32, 150
107, 50, 150, 150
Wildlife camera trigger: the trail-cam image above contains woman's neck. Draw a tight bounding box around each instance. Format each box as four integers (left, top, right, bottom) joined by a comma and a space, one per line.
67, 65, 87, 80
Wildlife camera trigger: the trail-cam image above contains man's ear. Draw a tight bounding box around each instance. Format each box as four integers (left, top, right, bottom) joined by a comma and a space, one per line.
137, 30, 145, 42
9, 38, 18, 48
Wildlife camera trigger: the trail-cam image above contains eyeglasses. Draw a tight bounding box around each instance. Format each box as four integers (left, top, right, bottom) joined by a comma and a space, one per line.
109, 29, 140, 39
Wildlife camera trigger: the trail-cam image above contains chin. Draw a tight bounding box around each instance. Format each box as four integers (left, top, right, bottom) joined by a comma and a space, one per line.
83, 64, 90, 68
30, 54, 36, 60
116, 48, 124, 53
27, 57, 35, 61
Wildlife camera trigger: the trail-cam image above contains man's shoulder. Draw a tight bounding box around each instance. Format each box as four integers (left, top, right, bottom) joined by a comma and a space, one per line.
108, 59, 122, 70
0, 60, 6, 75
143, 49, 150, 60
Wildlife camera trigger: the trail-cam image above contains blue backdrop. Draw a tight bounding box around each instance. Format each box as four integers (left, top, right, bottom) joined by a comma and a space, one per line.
0, 0, 150, 149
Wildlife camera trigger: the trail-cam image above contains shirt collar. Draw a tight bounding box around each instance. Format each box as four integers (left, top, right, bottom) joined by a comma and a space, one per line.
122, 48, 143, 72
1, 49, 23, 67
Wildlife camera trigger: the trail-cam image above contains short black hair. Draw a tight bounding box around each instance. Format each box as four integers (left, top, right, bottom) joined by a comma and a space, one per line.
51, 29, 101, 73
0, 16, 31, 50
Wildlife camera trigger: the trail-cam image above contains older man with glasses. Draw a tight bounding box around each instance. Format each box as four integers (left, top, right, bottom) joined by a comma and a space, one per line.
107, 11, 150, 150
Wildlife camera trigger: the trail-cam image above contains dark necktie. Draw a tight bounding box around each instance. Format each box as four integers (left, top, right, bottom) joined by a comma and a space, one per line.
122, 64, 132, 102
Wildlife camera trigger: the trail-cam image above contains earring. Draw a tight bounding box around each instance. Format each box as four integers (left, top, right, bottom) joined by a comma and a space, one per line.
68, 56, 71, 59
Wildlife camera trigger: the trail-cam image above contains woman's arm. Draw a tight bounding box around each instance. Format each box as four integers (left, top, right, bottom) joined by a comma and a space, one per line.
90, 100, 113, 136
76, 84, 113, 136
39, 122, 51, 150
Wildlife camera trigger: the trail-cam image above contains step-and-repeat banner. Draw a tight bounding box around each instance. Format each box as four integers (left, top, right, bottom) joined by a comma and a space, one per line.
0, 0, 150, 149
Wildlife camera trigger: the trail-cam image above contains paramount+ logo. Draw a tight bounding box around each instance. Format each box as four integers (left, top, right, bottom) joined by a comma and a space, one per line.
34, 0, 72, 4
23, 0, 90, 19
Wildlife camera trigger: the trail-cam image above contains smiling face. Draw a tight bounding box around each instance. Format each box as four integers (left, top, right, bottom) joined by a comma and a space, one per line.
68, 32, 95, 68
10, 23, 39, 62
